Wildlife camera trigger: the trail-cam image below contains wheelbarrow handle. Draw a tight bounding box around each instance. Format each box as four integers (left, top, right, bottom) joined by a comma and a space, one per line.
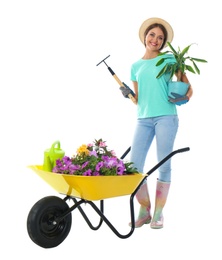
120, 147, 189, 166
145, 147, 190, 176
120, 147, 131, 159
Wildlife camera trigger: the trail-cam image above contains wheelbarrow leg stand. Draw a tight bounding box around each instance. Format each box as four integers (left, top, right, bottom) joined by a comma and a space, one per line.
64, 193, 139, 239
85, 196, 137, 239
73, 197, 104, 230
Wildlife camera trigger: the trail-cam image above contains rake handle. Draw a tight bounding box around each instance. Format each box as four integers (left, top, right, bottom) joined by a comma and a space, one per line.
108, 67, 137, 104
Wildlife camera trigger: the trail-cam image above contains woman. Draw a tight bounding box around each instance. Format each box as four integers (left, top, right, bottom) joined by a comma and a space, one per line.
120, 17, 193, 229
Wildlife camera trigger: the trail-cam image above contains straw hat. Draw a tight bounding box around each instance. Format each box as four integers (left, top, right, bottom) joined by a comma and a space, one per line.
139, 17, 174, 48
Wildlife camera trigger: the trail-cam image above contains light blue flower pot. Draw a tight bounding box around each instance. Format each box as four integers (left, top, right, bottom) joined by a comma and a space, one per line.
168, 81, 190, 98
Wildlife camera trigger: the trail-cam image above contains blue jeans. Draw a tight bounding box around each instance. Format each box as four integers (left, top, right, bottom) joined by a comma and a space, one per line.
130, 115, 179, 182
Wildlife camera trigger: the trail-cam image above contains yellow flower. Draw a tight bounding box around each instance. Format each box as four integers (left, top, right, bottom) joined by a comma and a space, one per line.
77, 144, 90, 155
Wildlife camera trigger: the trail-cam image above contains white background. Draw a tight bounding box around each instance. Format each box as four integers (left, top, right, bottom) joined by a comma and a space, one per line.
1, 0, 220, 259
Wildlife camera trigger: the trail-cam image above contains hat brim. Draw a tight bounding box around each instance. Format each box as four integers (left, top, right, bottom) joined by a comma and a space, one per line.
139, 17, 174, 48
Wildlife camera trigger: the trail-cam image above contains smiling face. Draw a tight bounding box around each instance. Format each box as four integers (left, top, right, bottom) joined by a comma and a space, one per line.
145, 27, 165, 51
144, 23, 167, 51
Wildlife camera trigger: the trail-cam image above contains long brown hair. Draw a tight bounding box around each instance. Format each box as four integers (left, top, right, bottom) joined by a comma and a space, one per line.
143, 23, 168, 50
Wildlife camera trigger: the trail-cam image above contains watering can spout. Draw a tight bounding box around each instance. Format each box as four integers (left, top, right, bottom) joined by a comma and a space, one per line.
42, 140, 65, 172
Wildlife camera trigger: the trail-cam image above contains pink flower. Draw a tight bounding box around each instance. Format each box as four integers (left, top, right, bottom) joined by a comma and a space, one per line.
99, 141, 106, 147
111, 150, 116, 156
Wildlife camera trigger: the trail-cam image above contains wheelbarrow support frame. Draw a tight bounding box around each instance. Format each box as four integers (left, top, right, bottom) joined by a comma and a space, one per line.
55, 147, 190, 239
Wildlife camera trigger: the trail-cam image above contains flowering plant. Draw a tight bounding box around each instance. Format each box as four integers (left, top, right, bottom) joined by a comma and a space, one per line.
52, 139, 138, 176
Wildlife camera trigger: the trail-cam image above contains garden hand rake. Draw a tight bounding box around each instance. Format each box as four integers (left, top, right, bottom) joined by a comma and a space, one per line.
96, 55, 137, 104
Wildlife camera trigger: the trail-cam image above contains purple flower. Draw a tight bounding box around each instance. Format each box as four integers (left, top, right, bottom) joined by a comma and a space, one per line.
105, 157, 118, 168
81, 161, 89, 169
55, 159, 63, 167
93, 171, 100, 176
116, 161, 126, 175
96, 161, 104, 171
52, 166, 59, 173
68, 164, 80, 174
90, 150, 98, 157
70, 164, 80, 170
83, 169, 92, 176
60, 164, 70, 171
101, 155, 109, 161
116, 165, 125, 175
63, 156, 71, 164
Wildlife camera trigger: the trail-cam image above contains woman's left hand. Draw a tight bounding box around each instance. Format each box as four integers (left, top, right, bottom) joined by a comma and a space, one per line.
168, 92, 189, 106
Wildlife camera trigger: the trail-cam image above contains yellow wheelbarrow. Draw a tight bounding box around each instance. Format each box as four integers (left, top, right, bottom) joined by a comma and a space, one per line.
27, 147, 189, 248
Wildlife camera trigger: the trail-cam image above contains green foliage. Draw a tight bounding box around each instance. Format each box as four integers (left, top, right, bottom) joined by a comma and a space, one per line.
156, 42, 207, 81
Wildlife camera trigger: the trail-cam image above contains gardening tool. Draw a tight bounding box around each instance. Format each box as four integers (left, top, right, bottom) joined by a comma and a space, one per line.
96, 55, 137, 104
43, 140, 65, 172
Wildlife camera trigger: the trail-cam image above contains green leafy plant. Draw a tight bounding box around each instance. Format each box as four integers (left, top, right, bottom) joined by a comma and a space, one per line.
156, 42, 207, 81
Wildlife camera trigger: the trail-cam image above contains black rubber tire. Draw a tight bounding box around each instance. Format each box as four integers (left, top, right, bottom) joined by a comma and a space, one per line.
27, 196, 72, 248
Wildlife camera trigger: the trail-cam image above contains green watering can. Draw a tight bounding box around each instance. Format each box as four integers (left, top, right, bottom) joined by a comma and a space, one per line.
43, 141, 65, 172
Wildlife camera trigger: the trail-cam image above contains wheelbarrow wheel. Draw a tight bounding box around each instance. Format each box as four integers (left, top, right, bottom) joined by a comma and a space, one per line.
27, 196, 72, 248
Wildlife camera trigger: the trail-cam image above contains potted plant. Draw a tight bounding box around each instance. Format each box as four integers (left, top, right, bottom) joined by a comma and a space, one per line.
155, 42, 207, 97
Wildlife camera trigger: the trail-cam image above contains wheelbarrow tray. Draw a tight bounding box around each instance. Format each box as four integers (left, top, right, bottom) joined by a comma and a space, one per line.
29, 165, 146, 201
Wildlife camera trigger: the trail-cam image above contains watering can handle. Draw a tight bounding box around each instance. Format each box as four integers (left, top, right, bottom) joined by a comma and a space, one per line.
49, 140, 61, 155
